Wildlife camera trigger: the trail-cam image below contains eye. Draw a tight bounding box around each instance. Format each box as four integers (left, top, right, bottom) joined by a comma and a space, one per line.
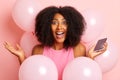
51, 20, 58, 25
62, 20, 67, 25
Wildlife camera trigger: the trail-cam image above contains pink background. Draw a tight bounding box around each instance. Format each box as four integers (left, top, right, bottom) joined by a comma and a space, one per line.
0, 0, 120, 80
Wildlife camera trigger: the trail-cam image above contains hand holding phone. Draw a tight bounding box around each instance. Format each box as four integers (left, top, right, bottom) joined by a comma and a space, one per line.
94, 38, 107, 51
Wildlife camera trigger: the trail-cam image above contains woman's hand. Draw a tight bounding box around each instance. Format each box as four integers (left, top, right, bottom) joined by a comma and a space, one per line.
88, 42, 108, 59
4, 42, 25, 64
4, 42, 24, 57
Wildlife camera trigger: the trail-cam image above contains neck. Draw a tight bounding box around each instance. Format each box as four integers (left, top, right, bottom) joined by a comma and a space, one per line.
52, 43, 64, 50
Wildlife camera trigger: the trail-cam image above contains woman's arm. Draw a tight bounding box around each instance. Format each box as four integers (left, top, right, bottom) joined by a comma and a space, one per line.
73, 42, 107, 59
4, 42, 26, 64
4, 42, 44, 64
73, 42, 86, 58
32, 45, 43, 55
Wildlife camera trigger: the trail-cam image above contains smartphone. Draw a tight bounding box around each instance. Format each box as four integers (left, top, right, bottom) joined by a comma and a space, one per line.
94, 38, 107, 51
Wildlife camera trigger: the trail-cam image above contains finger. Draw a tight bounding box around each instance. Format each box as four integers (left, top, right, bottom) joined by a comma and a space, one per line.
98, 47, 107, 54
16, 44, 22, 50
4, 42, 15, 51
104, 42, 108, 46
3, 41, 7, 45
4, 41, 9, 45
101, 43, 107, 51
3, 42, 9, 48
90, 44, 96, 51
3, 41, 8, 46
104, 42, 108, 48
4, 41, 12, 47
94, 52, 102, 58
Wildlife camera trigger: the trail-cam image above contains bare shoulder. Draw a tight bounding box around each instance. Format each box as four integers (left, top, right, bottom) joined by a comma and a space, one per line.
32, 44, 44, 55
73, 42, 86, 58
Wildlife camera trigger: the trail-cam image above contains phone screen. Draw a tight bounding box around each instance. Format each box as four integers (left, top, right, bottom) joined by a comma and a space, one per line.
94, 38, 107, 51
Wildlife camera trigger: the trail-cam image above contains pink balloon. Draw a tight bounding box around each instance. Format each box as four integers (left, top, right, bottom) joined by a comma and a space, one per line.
20, 32, 40, 57
19, 55, 58, 80
12, 0, 42, 32
94, 41, 119, 73
63, 57, 102, 80
81, 10, 104, 43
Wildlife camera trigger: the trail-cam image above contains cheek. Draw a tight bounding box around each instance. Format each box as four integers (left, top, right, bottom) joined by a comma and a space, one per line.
64, 26, 67, 31
51, 26, 56, 32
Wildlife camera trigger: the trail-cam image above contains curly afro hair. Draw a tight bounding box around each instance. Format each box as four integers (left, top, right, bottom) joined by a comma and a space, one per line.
35, 6, 86, 49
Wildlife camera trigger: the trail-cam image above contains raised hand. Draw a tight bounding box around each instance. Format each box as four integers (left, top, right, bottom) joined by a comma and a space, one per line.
4, 41, 25, 64
88, 42, 108, 59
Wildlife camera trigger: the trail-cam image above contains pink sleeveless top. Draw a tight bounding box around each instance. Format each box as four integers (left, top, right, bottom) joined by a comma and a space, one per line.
43, 47, 74, 80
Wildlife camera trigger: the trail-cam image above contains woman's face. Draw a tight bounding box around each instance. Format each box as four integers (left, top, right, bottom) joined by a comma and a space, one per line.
51, 13, 67, 44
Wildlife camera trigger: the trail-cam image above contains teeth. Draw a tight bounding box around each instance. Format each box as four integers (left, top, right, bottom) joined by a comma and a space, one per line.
56, 32, 63, 35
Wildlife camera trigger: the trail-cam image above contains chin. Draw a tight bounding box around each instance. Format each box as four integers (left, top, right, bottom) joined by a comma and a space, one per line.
56, 41, 64, 44
56, 39, 65, 43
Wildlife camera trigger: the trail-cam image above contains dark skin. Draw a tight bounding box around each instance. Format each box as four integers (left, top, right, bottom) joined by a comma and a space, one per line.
32, 42, 86, 57
4, 41, 107, 64
4, 13, 107, 64
32, 42, 107, 59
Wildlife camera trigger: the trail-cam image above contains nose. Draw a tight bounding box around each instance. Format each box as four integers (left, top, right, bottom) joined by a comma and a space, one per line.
57, 23, 62, 30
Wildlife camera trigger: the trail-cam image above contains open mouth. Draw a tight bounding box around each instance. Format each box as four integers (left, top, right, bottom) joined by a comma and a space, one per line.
56, 31, 65, 39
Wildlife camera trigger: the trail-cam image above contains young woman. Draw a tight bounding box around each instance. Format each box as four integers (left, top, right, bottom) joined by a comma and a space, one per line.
4, 6, 107, 80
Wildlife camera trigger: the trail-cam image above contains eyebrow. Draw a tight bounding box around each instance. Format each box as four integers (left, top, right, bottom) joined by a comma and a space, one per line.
52, 18, 66, 21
